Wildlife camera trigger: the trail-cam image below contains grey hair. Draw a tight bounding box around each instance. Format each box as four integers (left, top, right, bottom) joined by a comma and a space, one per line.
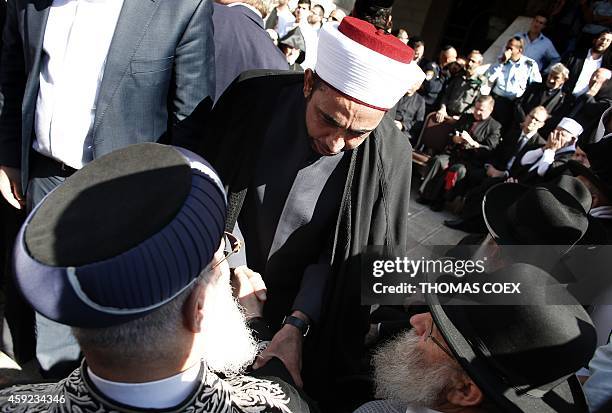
72, 272, 211, 364
549, 63, 570, 80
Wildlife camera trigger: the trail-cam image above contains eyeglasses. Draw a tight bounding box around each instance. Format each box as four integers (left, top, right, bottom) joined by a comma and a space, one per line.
426, 321, 454, 359
211, 231, 242, 270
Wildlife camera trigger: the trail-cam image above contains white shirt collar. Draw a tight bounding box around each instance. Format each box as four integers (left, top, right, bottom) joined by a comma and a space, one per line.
590, 206, 612, 219
87, 362, 202, 409
594, 106, 612, 143
227, 2, 263, 19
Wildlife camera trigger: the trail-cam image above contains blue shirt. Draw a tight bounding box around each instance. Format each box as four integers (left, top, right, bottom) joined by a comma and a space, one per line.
517, 32, 560, 72
487, 55, 542, 99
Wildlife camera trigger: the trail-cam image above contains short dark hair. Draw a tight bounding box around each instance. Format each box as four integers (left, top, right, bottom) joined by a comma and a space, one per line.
596, 29, 612, 39
298, 0, 311, 6
352, 0, 392, 31
533, 10, 549, 20
312, 4, 324, 16
476, 94, 495, 109
408, 35, 425, 49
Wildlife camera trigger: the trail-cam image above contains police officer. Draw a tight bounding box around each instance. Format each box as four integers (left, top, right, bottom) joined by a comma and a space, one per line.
487, 36, 542, 128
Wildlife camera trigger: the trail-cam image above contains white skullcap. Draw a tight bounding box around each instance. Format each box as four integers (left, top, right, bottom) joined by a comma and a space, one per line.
557, 117, 584, 137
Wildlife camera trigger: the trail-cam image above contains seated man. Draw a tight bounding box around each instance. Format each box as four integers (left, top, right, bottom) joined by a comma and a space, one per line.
356, 263, 597, 413
446, 117, 581, 233
0, 143, 315, 412
394, 78, 426, 143
419, 95, 501, 211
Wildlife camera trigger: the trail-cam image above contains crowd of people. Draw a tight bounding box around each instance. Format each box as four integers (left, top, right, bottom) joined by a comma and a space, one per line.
0, 0, 610, 413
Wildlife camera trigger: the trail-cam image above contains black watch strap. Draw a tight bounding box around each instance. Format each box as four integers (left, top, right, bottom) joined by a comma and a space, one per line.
282, 315, 310, 337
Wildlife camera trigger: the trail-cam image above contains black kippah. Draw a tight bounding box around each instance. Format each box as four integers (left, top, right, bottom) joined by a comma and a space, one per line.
354, 0, 394, 12
25, 144, 191, 266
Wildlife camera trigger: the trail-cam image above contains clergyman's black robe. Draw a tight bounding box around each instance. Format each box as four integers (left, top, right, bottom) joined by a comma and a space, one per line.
198, 70, 413, 405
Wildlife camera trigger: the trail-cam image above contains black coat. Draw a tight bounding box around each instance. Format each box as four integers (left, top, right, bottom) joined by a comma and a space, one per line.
449, 114, 502, 165
563, 53, 588, 95
212, 3, 288, 102
489, 128, 545, 171
515, 83, 565, 136
199, 70, 413, 404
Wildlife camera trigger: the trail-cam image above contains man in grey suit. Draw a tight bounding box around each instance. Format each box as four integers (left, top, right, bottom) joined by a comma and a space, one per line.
0, 0, 215, 377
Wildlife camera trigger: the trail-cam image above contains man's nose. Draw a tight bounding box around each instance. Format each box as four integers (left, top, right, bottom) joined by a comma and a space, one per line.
409, 313, 428, 336
329, 133, 346, 151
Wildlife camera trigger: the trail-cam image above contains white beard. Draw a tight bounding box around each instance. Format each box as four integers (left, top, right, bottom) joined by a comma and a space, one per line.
200, 279, 258, 376
372, 330, 461, 408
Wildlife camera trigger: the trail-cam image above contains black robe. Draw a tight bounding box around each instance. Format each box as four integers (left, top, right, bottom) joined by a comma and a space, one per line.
198, 70, 413, 404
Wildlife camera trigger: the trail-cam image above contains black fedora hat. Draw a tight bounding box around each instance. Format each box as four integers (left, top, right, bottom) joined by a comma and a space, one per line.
426, 263, 597, 413
483, 175, 592, 245
568, 160, 612, 201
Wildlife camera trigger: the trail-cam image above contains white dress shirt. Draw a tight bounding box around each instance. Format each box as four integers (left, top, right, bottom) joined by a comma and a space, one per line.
572, 50, 602, 97
34, 0, 125, 169
88, 362, 201, 409
505, 130, 537, 171
521, 143, 576, 176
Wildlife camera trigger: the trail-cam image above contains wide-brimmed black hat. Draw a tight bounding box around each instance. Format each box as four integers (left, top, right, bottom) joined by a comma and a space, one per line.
14, 143, 227, 328
483, 175, 592, 245
426, 263, 597, 413
568, 160, 612, 201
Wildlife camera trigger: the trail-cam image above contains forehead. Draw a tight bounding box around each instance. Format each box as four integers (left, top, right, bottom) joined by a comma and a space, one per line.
534, 16, 547, 23
599, 33, 612, 41
312, 87, 385, 126
508, 39, 521, 47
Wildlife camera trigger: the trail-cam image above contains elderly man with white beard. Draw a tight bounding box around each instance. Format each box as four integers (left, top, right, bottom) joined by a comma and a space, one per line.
355, 263, 598, 413
0, 143, 315, 413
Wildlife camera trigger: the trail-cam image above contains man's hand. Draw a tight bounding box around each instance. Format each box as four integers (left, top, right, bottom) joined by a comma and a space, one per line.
545, 130, 565, 151
230, 266, 266, 319
253, 310, 308, 388
587, 80, 603, 96
0, 166, 24, 209
452, 132, 464, 144
505, 177, 518, 183
501, 49, 512, 63
393, 120, 403, 131
460, 131, 480, 148
434, 108, 447, 123
486, 165, 505, 178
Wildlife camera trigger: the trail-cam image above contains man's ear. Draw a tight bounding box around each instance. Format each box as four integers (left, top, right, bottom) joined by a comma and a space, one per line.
446, 374, 484, 407
183, 282, 206, 334
303, 68, 314, 98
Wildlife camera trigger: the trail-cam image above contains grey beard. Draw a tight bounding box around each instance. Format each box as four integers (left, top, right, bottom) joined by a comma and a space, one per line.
372, 330, 462, 408
200, 280, 258, 376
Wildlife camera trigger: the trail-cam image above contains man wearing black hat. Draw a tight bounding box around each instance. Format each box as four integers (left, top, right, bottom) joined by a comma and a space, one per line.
355, 263, 597, 413
0, 143, 315, 413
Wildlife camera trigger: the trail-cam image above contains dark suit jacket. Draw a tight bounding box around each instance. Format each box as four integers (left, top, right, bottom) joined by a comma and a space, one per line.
489, 128, 545, 171
212, 3, 288, 102
449, 114, 502, 164
0, 0, 215, 187
563, 53, 587, 95
515, 83, 565, 134
0, 1, 6, 52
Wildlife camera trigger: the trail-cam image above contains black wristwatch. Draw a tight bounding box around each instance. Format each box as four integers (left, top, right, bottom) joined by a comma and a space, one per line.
282, 315, 310, 337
